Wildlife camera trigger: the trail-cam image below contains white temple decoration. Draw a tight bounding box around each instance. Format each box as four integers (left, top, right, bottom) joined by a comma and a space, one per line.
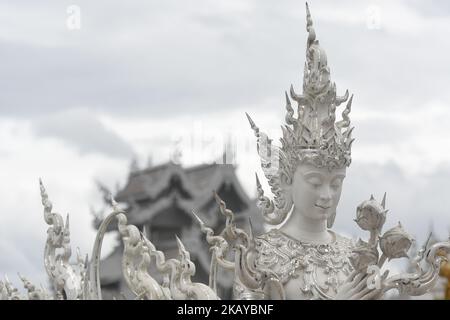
1, 3, 449, 300
247, 3, 353, 226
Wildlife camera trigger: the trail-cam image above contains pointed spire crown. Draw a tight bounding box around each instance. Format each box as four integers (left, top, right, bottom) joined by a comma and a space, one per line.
247, 3, 355, 224
286, 2, 354, 169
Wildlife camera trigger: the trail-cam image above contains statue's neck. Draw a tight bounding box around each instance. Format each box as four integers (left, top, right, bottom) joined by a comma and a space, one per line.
279, 208, 333, 244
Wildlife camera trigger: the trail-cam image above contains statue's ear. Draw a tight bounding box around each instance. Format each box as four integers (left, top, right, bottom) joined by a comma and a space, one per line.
279, 173, 293, 198
279, 170, 293, 187
327, 211, 336, 228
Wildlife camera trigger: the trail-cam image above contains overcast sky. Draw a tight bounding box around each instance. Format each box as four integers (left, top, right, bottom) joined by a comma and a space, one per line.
1, 0, 450, 290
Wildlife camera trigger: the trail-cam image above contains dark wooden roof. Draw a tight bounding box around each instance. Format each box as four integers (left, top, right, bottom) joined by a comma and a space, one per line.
98, 161, 264, 288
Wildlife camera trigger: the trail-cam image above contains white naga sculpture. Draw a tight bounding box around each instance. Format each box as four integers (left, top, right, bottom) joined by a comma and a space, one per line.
1, 3, 449, 300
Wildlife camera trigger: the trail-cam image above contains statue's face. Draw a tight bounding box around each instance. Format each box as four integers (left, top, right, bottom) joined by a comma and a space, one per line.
291, 163, 346, 222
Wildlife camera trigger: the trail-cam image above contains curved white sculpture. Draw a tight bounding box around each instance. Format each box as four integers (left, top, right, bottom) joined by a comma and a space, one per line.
1, 3, 449, 300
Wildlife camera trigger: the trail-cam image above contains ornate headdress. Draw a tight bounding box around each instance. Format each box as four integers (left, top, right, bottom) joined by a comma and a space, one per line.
247, 3, 354, 225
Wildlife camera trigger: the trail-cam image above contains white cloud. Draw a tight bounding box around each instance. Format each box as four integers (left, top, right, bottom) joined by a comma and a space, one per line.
1, 0, 450, 119
32, 108, 135, 159
0, 117, 128, 288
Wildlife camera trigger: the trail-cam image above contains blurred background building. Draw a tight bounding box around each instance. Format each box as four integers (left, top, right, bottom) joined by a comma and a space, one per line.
92, 160, 263, 299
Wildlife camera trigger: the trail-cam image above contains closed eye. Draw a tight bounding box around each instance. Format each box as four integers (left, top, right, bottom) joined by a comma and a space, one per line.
331, 178, 344, 189
306, 177, 322, 187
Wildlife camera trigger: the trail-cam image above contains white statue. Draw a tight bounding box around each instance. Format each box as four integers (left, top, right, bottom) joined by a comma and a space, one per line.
1, 3, 449, 301
229, 3, 449, 300
235, 2, 354, 299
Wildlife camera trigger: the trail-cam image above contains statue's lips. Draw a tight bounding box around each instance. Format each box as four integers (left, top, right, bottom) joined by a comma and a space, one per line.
315, 204, 331, 210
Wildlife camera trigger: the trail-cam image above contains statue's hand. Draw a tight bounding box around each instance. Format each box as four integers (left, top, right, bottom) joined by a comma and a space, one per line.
335, 270, 388, 300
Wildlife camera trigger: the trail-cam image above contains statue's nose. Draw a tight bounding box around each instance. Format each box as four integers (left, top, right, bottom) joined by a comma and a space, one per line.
319, 185, 332, 202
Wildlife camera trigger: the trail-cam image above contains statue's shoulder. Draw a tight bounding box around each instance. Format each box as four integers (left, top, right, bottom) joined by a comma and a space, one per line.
255, 228, 284, 242
255, 229, 291, 253
252, 229, 307, 282
254, 229, 292, 261
333, 232, 355, 249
